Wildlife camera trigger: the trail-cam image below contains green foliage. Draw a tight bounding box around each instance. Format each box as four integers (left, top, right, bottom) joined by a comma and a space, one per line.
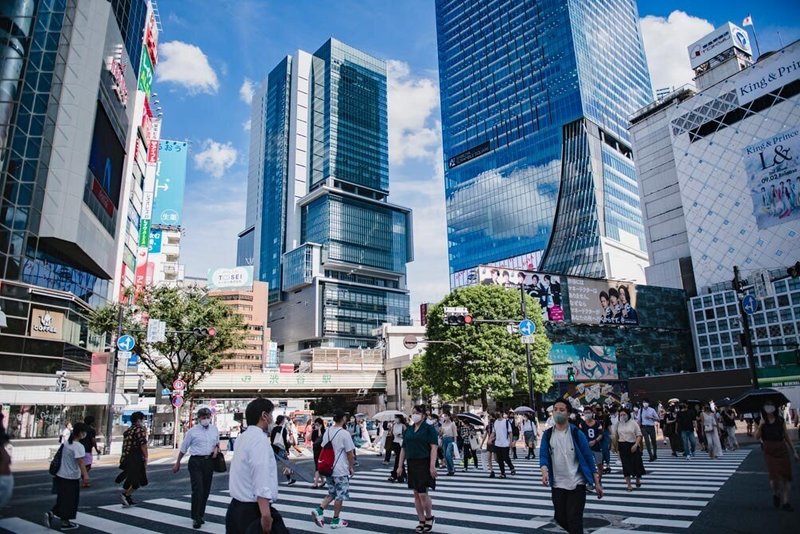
88, 285, 245, 398
423, 285, 552, 406
402, 355, 435, 404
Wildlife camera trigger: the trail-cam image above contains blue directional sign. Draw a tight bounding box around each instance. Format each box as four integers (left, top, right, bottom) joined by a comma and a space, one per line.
127, 353, 140, 367
161, 388, 171, 398
519, 319, 536, 336
742, 294, 759, 315
117, 335, 136, 352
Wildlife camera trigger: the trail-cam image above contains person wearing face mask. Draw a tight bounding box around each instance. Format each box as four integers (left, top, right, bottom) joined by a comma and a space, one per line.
45, 422, 90, 530
612, 407, 645, 492
637, 400, 659, 462
173, 407, 221, 528
579, 408, 604, 483
756, 401, 799, 511
226, 397, 289, 534
676, 403, 698, 459
116, 411, 149, 507
701, 405, 723, 460
396, 405, 439, 533
539, 399, 603, 534
439, 413, 458, 476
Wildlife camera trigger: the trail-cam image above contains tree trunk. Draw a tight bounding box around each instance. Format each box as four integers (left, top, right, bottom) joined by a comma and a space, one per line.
480, 389, 489, 411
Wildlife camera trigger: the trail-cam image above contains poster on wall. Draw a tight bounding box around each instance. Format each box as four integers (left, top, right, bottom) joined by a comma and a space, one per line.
567, 278, 639, 325
549, 344, 619, 381
153, 140, 188, 226
478, 265, 564, 322
742, 127, 800, 230
450, 250, 544, 288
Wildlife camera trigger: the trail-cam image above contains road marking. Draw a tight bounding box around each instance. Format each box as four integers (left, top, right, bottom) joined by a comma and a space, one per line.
75, 512, 157, 534
0, 517, 54, 533
100, 504, 225, 533
623, 516, 694, 528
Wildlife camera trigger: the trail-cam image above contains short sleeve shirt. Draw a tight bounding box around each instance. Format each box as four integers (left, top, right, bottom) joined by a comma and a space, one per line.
322, 427, 355, 478
402, 422, 438, 460
579, 421, 604, 452
57, 441, 86, 480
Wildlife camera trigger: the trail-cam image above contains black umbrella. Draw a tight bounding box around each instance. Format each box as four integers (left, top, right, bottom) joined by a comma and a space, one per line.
730, 388, 790, 413
514, 406, 535, 414
715, 397, 733, 408
456, 413, 484, 426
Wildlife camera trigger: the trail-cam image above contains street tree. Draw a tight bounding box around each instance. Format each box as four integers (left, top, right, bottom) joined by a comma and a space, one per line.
402, 355, 436, 406
423, 284, 552, 410
89, 285, 245, 443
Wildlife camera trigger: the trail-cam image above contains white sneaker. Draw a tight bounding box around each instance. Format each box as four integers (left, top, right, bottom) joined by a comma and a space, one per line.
311, 508, 324, 528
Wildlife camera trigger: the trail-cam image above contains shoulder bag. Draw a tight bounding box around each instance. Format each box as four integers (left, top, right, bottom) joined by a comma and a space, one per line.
49, 444, 64, 476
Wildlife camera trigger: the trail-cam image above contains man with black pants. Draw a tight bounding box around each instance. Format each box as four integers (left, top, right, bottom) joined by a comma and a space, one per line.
492, 412, 515, 478
226, 397, 289, 534
173, 407, 220, 529
638, 400, 660, 461
540, 399, 603, 534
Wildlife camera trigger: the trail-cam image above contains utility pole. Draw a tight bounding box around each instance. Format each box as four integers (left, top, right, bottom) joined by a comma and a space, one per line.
519, 283, 535, 410
103, 306, 124, 455
733, 265, 759, 388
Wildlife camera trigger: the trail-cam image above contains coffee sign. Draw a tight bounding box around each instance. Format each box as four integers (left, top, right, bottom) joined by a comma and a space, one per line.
30, 308, 64, 340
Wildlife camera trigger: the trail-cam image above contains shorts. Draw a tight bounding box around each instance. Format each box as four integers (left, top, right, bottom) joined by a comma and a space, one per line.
83, 453, 93, 466
406, 458, 436, 494
592, 450, 603, 468
326, 475, 351, 501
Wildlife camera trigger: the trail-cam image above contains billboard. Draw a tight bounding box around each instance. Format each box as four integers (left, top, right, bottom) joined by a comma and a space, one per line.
567, 278, 639, 325
736, 52, 800, 106
688, 23, 751, 69
450, 250, 544, 288
153, 140, 188, 226
138, 47, 153, 96
148, 229, 162, 253
743, 127, 800, 229
87, 103, 124, 214
208, 266, 254, 291
550, 344, 619, 381
478, 265, 564, 322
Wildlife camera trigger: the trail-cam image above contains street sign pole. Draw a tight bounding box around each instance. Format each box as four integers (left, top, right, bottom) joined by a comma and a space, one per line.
519, 283, 535, 412
734, 265, 759, 388
104, 306, 124, 455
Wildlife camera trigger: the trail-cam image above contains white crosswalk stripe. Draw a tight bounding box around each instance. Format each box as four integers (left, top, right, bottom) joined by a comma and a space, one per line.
0, 449, 751, 533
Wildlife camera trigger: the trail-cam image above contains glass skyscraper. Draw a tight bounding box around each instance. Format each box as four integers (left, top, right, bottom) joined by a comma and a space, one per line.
246, 39, 413, 353
436, 0, 653, 283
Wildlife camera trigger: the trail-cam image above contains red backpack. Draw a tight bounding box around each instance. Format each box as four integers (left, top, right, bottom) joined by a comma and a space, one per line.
317, 428, 342, 477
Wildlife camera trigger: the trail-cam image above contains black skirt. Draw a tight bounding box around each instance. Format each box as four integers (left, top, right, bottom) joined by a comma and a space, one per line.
618, 441, 646, 478
406, 458, 435, 494
115, 454, 148, 490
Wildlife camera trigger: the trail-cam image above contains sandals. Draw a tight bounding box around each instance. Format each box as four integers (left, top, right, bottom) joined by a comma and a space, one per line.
423, 517, 435, 532
415, 522, 425, 533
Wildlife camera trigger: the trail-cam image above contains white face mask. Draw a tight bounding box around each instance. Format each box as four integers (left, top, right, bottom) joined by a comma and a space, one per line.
642, 402, 649, 408
411, 414, 423, 424
200, 418, 211, 427
764, 405, 776, 414
620, 415, 629, 423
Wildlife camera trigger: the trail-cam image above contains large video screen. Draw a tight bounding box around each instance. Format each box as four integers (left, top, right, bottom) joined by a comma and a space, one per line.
87, 102, 124, 208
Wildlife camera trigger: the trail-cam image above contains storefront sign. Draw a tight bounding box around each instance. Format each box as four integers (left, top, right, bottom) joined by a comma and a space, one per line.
688, 23, 751, 69
144, 13, 159, 65
138, 48, 154, 97
147, 117, 162, 164
207, 266, 254, 291
448, 141, 491, 169
736, 51, 800, 105
108, 58, 128, 106
30, 308, 64, 340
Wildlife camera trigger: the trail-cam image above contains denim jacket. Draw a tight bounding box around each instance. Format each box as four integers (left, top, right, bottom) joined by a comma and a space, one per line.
539, 423, 597, 488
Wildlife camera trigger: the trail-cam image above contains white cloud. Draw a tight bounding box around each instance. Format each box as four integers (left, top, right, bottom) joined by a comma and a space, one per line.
239, 78, 255, 104
387, 60, 441, 166
640, 11, 714, 92
193, 139, 238, 178
156, 41, 220, 94
242, 119, 251, 132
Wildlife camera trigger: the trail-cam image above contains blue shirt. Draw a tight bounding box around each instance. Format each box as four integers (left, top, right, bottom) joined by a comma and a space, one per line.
539, 424, 598, 489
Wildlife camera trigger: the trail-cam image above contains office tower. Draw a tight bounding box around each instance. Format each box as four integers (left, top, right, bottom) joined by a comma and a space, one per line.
244, 39, 413, 353
435, 0, 653, 285
630, 25, 800, 373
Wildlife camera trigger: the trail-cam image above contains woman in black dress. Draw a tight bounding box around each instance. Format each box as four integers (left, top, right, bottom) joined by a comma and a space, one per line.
310, 418, 325, 489
116, 411, 148, 506
756, 401, 799, 510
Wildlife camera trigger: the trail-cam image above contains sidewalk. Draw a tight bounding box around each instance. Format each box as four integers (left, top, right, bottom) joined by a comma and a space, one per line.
10, 445, 179, 472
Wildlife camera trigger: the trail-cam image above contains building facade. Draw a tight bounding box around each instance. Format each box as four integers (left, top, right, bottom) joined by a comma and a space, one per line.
209, 279, 271, 373
435, 0, 653, 286
629, 25, 800, 373
244, 39, 414, 354
0, 0, 156, 439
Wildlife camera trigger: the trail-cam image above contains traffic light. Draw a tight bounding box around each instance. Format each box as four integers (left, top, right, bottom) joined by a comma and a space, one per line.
193, 327, 217, 338
788, 261, 800, 279
443, 307, 473, 326
566, 365, 576, 383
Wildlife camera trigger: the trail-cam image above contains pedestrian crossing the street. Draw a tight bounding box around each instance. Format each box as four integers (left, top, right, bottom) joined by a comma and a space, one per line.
0, 449, 751, 533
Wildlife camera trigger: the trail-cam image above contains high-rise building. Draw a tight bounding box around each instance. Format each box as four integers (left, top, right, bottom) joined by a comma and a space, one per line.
435, 0, 653, 285
243, 39, 414, 353
629, 24, 800, 375
0, 0, 159, 443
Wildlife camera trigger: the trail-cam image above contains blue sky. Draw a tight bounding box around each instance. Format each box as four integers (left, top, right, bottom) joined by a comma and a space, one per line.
153, 0, 800, 320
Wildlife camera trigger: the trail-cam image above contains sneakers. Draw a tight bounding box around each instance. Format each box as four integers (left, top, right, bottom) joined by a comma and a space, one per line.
43, 511, 54, 528
60, 522, 80, 530
288, 478, 297, 486
489, 471, 496, 478
311, 507, 325, 528
120, 493, 130, 507
330, 517, 349, 529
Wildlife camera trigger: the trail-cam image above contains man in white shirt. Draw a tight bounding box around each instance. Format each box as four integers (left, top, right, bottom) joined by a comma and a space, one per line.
311, 410, 356, 529
173, 407, 220, 528
492, 411, 515, 478
226, 398, 288, 534
637, 400, 660, 462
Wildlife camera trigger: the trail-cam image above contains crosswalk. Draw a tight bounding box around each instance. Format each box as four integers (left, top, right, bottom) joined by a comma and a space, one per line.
0, 448, 751, 533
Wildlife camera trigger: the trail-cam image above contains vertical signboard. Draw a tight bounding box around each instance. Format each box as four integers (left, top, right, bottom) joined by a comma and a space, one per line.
153, 140, 188, 227
138, 47, 154, 97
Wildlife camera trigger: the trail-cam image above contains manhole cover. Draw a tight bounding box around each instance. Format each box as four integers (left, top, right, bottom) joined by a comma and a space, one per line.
584, 517, 612, 529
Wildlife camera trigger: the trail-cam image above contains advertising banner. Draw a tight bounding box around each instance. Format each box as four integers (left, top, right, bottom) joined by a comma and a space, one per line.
688, 23, 751, 69
153, 140, 188, 226
148, 229, 162, 253
567, 278, 639, 325
554, 381, 629, 408
478, 265, 564, 322
742, 127, 800, 229
207, 266, 254, 291
549, 344, 619, 381
736, 52, 800, 106
138, 47, 153, 96
450, 250, 544, 288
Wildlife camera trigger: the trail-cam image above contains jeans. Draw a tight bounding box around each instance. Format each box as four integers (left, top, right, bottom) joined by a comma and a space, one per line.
551, 485, 587, 534
442, 436, 455, 473
493, 446, 514, 475
642, 425, 657, 459
390, 442, 404, 480
726, 426, 739, 449
188, 456, 214, 521
681, 430, 697, 457
602, 429, 611, 466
